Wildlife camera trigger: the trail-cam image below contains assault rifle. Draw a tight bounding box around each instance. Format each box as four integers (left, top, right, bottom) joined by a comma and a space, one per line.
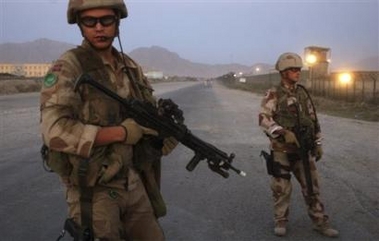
293, 88, 315, 197
74, 74, 246, 178
293, 122, 315, 197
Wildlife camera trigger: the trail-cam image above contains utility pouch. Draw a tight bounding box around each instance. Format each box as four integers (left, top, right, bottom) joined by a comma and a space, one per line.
41, 144, 72, 176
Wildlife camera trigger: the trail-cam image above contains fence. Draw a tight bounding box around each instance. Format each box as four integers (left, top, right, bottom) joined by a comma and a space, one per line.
231, 71, 379, 104
311, 71, 378, 103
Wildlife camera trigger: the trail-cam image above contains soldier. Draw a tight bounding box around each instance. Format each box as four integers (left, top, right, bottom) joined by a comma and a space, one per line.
258, 52, 339, 238
40, 0, 177, 240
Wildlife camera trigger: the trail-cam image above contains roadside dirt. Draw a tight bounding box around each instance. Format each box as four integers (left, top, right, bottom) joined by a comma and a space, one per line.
0, 78, 42, 95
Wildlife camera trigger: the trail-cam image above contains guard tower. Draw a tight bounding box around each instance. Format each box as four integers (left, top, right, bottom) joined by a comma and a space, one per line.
304, 46, 331, 78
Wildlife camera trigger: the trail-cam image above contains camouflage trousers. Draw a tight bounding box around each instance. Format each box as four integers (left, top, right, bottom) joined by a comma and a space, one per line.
66, 180, 165, 241
270, 151, 330, 226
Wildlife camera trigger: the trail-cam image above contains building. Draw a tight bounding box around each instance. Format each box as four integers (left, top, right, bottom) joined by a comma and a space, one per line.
304, 46, 331, 77
0, 63, 51, 77
144, 70, 164, 79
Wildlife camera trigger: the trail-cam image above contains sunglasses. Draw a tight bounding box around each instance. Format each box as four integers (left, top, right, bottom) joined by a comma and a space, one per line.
286, 67, 302, 73
79, 15, 117, 28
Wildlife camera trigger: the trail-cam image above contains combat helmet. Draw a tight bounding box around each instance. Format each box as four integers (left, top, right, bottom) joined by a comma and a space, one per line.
275, 52, 303, 72
67, 0, 128, 24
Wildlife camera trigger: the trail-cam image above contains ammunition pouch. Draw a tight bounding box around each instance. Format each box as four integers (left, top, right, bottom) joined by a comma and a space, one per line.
260, 150, 291, 180
41, 144, 72, 177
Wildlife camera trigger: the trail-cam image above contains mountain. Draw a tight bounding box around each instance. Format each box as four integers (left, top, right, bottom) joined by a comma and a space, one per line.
129, 45, 252, 78
0, 39, 253, 78
0, 38, 75, 63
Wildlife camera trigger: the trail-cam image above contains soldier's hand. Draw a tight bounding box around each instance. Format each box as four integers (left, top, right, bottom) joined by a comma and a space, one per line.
121, 118, 158, 145
314, 144, 323, 161
162, 136, 179, 156
282, 130, 300, 148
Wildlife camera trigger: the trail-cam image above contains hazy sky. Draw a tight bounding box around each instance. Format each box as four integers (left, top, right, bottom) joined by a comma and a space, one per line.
0, 0, 378, 70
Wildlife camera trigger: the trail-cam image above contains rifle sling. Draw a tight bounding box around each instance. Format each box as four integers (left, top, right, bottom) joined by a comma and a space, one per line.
78, 158, 94, 240
70, 47, 103, 240
122, 67, 144, 100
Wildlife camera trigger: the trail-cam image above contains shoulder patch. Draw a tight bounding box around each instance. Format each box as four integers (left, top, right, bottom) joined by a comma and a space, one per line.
44, 73, 57, 88
51, 63, 63, 72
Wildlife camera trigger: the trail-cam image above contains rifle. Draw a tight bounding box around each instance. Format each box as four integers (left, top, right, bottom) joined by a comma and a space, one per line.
293, 103, 314, 197
74, 74, 246, 178
294, 127, 315, 197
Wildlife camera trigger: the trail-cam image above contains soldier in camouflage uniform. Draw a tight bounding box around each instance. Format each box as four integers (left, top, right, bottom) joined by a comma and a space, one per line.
258, 53, 339, 238
40, 0, 177, 240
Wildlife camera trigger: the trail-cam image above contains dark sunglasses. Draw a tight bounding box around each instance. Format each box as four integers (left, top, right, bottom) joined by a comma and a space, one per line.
79, 15, 117, 28
286, 67, 302, 73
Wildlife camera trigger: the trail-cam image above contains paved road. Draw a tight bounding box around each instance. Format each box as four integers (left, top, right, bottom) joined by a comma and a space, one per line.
0, 81, 378, 240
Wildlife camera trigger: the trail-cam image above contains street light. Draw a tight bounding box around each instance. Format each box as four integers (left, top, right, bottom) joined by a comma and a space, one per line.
338, 72, 352, 84
338, 72, 352, 101
306, 54, 317, 65
305, 54, 318, 92
255, 67, 260, 75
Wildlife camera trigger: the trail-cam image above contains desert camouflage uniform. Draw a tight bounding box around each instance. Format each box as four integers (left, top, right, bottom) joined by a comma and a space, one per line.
40, 40, 164, 240
258, 83, 330, 227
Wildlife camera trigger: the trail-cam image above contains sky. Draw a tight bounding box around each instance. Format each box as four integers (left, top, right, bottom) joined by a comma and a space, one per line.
0, 0, 378, 70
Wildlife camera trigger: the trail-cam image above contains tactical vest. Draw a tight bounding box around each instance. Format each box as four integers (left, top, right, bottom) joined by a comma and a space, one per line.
71, 46, 155, 126
273, 84, 317, 140
72, 46, 166, 218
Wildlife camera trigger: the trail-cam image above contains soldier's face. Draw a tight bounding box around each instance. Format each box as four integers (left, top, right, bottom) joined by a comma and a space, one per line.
283, 67, 301, 83
79, 8, 118, 50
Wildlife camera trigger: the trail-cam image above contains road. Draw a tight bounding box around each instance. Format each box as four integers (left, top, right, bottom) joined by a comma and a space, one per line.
0, 81, 378, 241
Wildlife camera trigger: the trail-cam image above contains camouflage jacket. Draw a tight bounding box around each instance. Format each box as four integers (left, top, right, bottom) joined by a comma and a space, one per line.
258, 83, 321, 152
40, 40, 154, 188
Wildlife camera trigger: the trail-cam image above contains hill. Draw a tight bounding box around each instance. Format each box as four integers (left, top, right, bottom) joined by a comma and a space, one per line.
0, 38, 75, 63
0, 38, 255, 78
128, 45, 255, 78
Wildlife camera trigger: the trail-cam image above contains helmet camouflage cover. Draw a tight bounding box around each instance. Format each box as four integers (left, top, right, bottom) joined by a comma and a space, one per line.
67, 0, 128, 24
275, 52, 303, 72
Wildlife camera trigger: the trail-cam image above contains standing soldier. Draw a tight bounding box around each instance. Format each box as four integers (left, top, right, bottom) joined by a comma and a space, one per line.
258, 52, 339, 238
40, 0, 177, 240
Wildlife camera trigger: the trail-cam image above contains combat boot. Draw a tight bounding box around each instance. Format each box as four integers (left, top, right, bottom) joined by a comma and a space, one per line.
274, 221, 287, 237
313, 224, 339, 238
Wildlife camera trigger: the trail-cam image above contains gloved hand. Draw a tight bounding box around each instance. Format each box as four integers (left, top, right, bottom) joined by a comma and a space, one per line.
283, 130, 300, 147
314, 144, 323, 161
162, 136, 179, 156
275, 129, 300, 147
121, 118, 158, 145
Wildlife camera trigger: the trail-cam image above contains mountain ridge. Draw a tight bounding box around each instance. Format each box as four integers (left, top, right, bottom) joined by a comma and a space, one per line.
0, 38, 259, 78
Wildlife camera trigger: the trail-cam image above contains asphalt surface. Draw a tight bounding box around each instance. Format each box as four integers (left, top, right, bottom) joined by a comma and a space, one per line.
0, 81, 378, 241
